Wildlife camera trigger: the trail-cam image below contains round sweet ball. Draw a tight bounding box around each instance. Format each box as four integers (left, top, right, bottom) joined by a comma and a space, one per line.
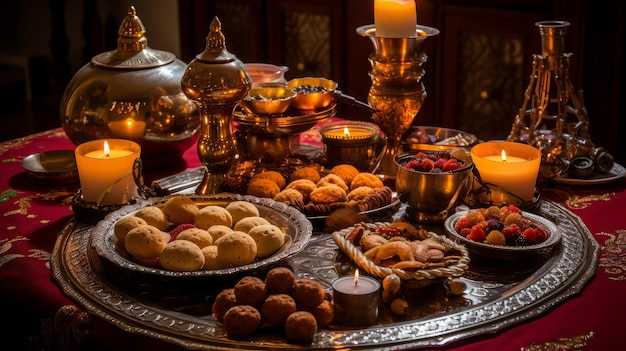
261, 294, 296, 328
134, 205, 168, 230
225, 201, 260, 225
251, 170, 286, 189
313, 299, 334, 328
195, 205, 233, 230
247, 224, 285, 258
162, 195, 199, 224
207, 225, 233, 242
350, 172, 384, 190
290, 166, 321, 183
265, 267, 296, 295
291, 279, 326, 312
234, 276, 267, 307
176, 227, 213, 248
233, 216, 271, 234
201, 245, 226, 270
223, 305, 261, 337
114, 216, 147, 244
124, 224, 169, 259
247, 178, 281, 199
284, 311, 317, 342
331, 164, 360, 186
159, 240, 205, 272
216, 231, 257, 266
212, 288, 237, 324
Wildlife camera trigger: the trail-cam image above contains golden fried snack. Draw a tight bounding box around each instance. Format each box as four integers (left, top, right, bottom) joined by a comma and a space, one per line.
317, 173, 349, 192
350, 172, 384, 190
284, 311, 317, 342
225, 201, 260, 225
233, 216, 271, 234
309, 184, 347, 204
247, 224, 285, 258
234, 276, 267, 307
251, 170, 286, 189
134, 205, 168, 230
162, 195, 199, 224
290, 166, 321, 183
374, 241, 415, 266
176, 227, 213, 248
159, 240, 205, 272
124, 224, 168, 259
206, 224, 233, 242
285, 179, 317, 202
265, 266, 296, 295
330, 164, 360, 186
346, 186, 374, 202
216, 231, 257, 266
201, 245, 226, 270
247, 178, 281, 199
223, 305, 261, 337
273, 188, 305, 206
113, 216, 147, 244
194, 205, 233, 230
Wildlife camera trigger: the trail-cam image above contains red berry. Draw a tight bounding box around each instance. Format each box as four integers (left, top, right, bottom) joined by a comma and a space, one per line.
521, 228, 537, 243
169, 224, 195, 241
442, 158, 460, 172
466, 224, 486, 242
534, 226, 548, 243
501, 224, 521, 239
420, 158, 435, 171
455, 217, 470, 232
460, 227, 472, 237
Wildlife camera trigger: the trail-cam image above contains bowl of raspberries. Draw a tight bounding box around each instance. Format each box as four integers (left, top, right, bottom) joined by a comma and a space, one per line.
444, 205, 561, 260
395, 149, 474, 223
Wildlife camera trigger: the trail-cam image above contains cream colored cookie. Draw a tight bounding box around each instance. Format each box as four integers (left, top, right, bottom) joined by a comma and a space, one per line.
113, 216, 148, 245
124, 224, 168, 259
162, 195, 199, 224
207, 225, 233, 242
247, 224, 286, 258
194, 205, 233, 230
225, 201, 260, 225
317, 173, 349, 192
134, 205, 168, 230
290, 166, 321, 183
233, 216, 271, 233
176, 227, 214, 248
285, 179, 317, 201
251, 170, 286, 189
201, 245, 227, 270
159, 239, 205, 272
247, 178, 281, 199
330, 164, 360, 186
216, 231, 257, 266
350, 172, 384, 190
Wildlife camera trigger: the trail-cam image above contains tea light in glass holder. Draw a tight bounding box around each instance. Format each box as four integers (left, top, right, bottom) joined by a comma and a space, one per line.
470, 141, 541, 205
332, 269, 380, 326
75, 139, 141, 206
319, 121, 380, 170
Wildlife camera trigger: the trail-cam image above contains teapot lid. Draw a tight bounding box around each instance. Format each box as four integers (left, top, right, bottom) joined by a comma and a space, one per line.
92, 6, 175, 69
194, 16, 238, 63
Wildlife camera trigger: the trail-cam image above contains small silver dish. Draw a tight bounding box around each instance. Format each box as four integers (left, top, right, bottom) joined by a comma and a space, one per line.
21, 150, 78, 185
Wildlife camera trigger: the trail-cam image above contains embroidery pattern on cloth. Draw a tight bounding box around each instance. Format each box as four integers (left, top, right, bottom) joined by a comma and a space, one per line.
597, 229, 626, 281
520, 331, 594, 351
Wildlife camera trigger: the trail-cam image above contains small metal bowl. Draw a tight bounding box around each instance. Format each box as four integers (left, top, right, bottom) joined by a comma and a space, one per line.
21, 150, 79, 185
287, 77, 338, 110
404, 126, 478, 152
240, 83, 296, 116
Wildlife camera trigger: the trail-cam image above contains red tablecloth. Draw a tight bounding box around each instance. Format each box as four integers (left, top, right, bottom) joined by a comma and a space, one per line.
1, 129, 624, 350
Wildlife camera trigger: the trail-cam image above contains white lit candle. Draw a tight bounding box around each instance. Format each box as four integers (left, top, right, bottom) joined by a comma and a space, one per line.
75, 139, 141, 206
108, 118, 146, 139
471, 141, 541, 203
374, 0, 417, 38
332, 269, 380, 326
320, 121, 381, 170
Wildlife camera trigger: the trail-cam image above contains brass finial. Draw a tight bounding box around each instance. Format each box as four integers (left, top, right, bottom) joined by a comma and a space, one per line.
196, 17, 235, 63
117, 6, 147, 52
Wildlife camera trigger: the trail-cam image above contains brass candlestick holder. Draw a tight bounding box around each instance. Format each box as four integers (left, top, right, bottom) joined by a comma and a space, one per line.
358, 24, 439, 179
181, 17, 251, 195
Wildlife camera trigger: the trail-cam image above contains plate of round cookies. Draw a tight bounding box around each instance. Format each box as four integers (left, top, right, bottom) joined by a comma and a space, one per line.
91, 193, 313, 278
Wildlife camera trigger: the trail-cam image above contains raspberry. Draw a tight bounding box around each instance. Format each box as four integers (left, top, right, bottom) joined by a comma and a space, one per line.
534, 226, 548, 243
455, 217, 470, 232
420, 158, 435, 171
501, 223, 521, 239
486, 218, 504, 232
434, 158, 446, 170
169, 223, 195, 241
442, 158, 461, 172
466, 224, 486, 242
460, 227, 472, 237
521, 228, 537, 243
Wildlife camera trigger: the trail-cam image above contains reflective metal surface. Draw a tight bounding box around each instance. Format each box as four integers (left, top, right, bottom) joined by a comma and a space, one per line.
21, 150, 78, 185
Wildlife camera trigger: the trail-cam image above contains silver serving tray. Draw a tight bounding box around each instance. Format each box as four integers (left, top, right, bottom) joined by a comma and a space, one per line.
51, 200, 598, 350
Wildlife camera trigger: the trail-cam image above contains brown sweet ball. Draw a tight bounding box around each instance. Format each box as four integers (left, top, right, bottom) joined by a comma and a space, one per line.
350, 172, 384, 190
176, 227, 214, 248
247, 178, 281, 199
284, 311, 317, 342
162, 195, 199, 224
159, 240, 205, 272
316, 173, 349, 192
234, 276, 267, 307
212, 288, 237, 324
291, 279, 326, 312
194, 205, 233, 230
223, 305, 261, 337
201, 245, 227, 270
134, 205, 168, 231
247, 224, 286, 258
273, 188, 304, 206
265, 267, 296, 295
216, 231, 257, 266
285, 179, 317, 202
124, 224, 169, 259
346, 186, 375, 202
113, 216, 148, 245
330, 164, 360, 186
309, 184, 347, 204
313, 299, 334, 328
290, 166, 321, 183
251, 170, 286, 189
261, 294, 297, 328
233, 216, 271, 234
224, 201, 260, 225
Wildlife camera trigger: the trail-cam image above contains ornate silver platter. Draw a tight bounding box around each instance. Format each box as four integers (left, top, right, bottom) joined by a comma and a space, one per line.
51, 200, 598, 350
91, 193, 312, 278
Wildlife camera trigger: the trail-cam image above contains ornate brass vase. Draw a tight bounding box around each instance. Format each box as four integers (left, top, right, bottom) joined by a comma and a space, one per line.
357, 24, 439, 179
181, 17, 251, 194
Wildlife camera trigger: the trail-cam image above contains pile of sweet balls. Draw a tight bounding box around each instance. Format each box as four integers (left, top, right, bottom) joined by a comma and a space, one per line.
453, 205, 549, 246
402, 151, 470, 173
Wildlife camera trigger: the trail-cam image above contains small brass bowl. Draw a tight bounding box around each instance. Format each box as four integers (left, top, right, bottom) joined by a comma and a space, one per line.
287, 77, 338, 110
241, 83, 296, 116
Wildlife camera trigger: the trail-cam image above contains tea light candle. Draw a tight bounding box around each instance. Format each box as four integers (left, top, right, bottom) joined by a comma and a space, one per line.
374, 0, 417, 38
332, 269, 380, 326
108, 118, 146, 139
75, 139, 141, 206
470, 141, 541, 203
319, 121, 381, 170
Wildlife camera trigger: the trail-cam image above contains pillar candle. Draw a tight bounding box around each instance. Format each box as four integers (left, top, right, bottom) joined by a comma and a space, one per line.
320, 121, 381, 170
332, 270, 380, 326
75, 139, 141, 206
374, 0, 417, 38
470, 141, 541, 203
108, 118, 146, 139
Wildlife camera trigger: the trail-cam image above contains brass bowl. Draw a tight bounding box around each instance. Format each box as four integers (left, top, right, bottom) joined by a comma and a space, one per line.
395, 150, 474, 223
287, 77, 338, 110
240, 83, 296, 116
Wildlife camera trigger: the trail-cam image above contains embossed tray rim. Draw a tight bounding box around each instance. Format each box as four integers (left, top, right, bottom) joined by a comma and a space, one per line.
51, 200, 599, 350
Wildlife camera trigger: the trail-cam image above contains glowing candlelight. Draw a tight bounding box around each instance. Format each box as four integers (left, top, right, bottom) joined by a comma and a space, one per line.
108, 118, 146, 139
374, 0, 417, 38
332, 269, 380, 326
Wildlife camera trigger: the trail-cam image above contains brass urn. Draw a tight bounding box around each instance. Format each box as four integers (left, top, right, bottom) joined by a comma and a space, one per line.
181, 17, 251, 194
60, 6, 200, 170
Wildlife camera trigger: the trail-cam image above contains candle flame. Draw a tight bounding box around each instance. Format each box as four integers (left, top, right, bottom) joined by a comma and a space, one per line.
104, 140, 111, 158
501, 149, 507, 162
343, 126, 351, 137
125, 118, 134, 127
354, 268, 359, 286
